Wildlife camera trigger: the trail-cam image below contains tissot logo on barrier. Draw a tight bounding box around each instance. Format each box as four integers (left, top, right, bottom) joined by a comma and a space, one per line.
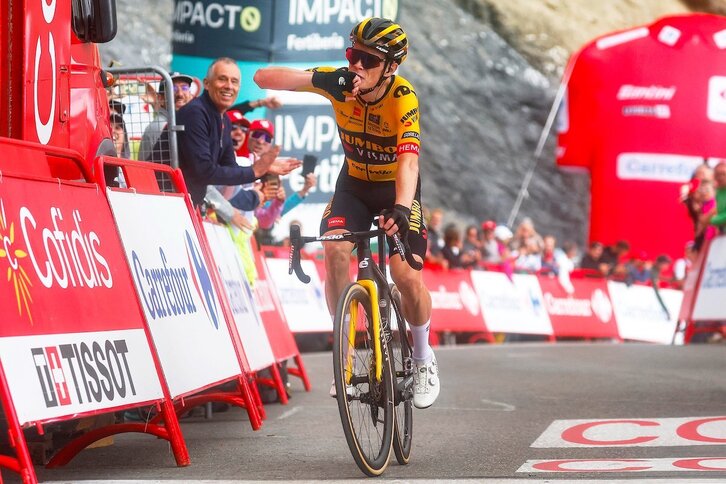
0, 200, 113, 324
32, 339, 137, 408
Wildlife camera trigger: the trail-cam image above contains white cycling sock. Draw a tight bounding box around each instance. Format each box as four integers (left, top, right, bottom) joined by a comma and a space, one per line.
410, 320, 433, 364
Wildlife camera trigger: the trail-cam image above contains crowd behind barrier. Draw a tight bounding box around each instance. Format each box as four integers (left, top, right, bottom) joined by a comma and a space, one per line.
3, 58, 723, 482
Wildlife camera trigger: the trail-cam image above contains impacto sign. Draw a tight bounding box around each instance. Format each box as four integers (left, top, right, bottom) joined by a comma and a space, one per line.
172, 0, 399, 62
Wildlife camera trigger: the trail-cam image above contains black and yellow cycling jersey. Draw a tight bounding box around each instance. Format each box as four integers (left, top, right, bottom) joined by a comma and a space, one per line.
303, 67, 421, 183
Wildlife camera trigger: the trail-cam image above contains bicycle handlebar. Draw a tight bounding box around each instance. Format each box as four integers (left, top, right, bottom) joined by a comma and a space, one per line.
288, 224, 423, 284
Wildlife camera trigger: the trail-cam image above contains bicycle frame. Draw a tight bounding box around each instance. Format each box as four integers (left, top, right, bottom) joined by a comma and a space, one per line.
288, 225, 418, 385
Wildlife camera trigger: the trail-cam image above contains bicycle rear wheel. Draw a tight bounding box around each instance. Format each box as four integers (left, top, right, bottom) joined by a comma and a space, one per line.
333, 283, 394, 476
388, 284, 414, 464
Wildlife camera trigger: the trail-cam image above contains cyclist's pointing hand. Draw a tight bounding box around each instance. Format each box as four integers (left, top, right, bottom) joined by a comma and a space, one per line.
380, 204, 411, 239
312, 69, 359, 102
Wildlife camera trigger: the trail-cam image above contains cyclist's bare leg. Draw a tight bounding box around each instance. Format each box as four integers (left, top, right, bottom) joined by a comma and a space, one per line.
322, 229, 355, 315
389, 254, 431, 326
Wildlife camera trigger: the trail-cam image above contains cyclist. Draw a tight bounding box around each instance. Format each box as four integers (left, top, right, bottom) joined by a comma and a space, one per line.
254, 17, 439, 409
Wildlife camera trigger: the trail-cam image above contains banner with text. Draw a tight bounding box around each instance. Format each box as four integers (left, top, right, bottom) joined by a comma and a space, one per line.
107, 191, 242, 397
0, 176, 163, 424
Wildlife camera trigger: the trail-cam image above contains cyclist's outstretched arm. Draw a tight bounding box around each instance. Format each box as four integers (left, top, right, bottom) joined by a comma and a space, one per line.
254, 67, 312, 91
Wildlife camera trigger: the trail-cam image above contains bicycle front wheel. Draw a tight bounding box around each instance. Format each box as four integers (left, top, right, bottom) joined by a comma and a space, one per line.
389, 284, 414, 464
333, 283, 394, 476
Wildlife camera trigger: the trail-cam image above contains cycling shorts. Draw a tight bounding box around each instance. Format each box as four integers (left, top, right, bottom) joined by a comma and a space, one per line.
319, 176, 427, 265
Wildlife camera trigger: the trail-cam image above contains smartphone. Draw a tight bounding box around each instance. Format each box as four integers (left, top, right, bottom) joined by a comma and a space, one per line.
302, 154, 318, 176
262, 173, 280, 190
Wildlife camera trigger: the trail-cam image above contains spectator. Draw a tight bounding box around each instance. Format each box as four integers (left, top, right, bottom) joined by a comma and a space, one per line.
673, 240, 697, 287
138, 72, 194, 161
602, 239, 630, 278
493, 225, 515, 278
441, 224, 464, 269
707, 161, 726, 235
696, 179, 718, 243
557, 240, 579, 294
175, 57, 299, 208
682, 162, 714, 251
579, 241, 608, 276
226, 109, 250, 155
540, 234, 562, 274
461, 225, 482, 269
425, 208, 446, 267
510, 217, 544, 253
229, 96, 283, 158
480, 220, 500, 263
652, 254, 674, 286
514, 237, 542, 273
626, 250, 653, 284
282, 173, 317, 217
110, 113, 129, 159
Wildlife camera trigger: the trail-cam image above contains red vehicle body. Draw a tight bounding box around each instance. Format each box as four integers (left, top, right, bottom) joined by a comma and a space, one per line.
0, 0, 117, 179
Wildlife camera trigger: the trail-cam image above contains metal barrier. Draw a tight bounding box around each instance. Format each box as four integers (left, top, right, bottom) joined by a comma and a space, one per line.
107, 66, 182, 192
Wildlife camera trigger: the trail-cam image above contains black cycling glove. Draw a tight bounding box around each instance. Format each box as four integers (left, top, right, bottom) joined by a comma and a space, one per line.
311, 69, 357, 102
382, 204, 411, 239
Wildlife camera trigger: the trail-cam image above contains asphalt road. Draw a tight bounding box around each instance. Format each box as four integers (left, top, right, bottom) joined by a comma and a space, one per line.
28, 342, 726, 482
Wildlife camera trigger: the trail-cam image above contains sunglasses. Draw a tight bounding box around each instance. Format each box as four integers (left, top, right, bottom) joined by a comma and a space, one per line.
250, 130, 273, 143
173, 84, 190, 93
346, 47, 385, 69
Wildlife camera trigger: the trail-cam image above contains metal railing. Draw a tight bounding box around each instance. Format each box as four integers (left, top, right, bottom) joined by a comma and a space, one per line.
107, 66, 182, 192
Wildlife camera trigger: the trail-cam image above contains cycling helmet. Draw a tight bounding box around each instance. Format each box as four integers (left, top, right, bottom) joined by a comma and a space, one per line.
350, 17, 408, 64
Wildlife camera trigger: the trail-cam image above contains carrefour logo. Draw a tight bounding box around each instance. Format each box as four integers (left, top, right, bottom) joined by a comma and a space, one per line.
130, 230, 219, 329
185, 231, 220, 329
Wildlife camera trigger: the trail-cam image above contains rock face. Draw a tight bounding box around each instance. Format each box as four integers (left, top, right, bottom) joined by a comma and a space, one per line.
100, 0, 724, 247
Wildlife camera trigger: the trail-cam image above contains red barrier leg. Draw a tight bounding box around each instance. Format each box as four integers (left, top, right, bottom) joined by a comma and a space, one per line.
0, 361, 37, 483
269, 364, 289, 404
248, 376, 267, 420
236, 376, 263, 430
287, 355, 312, 392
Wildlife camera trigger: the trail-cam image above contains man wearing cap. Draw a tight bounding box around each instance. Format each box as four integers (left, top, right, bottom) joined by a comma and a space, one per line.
176, 57, 300, 208
481, 220, 500, 263
138, 72, 195, 161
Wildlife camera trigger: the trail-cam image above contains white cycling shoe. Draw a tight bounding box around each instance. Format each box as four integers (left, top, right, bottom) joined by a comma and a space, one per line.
329, 380, 356, 398
413, 353, 440, 409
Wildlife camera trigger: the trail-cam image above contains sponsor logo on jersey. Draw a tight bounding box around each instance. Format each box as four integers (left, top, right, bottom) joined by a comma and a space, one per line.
369, 114, 380, 125
394, 85, 414, 98
398, 143, 420, 155
353, 106, 362, 117
400, 107, 418, 124
328, 216, 345, 228
402, 131, 420, 140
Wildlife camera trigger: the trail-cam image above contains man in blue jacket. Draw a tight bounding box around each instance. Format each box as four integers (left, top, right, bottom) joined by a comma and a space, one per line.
176, 57, 299, 207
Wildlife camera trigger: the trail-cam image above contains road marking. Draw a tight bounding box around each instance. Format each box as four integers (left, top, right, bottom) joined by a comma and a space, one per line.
277, 406, 302, 420
519, 456, 726, 473
532, 416, 726, 447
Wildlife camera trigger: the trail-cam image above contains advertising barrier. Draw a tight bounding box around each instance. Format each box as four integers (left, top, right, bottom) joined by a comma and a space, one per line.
203, 222, 276, 372
422, 269, 489, 335
538, 276, 619, 340
252, 245, 311, 391
0, 144, 190, 482
101, 157, 262, 430
264, 257, 332, 332
608, 282, 681, 344
471, 272, 554, 337
691, 235, 726, 321
108, 190, 243, 397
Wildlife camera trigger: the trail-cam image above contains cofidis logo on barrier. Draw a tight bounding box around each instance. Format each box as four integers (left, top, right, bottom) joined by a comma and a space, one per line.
0, 199, 113, 325
131, 229, 220, 329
